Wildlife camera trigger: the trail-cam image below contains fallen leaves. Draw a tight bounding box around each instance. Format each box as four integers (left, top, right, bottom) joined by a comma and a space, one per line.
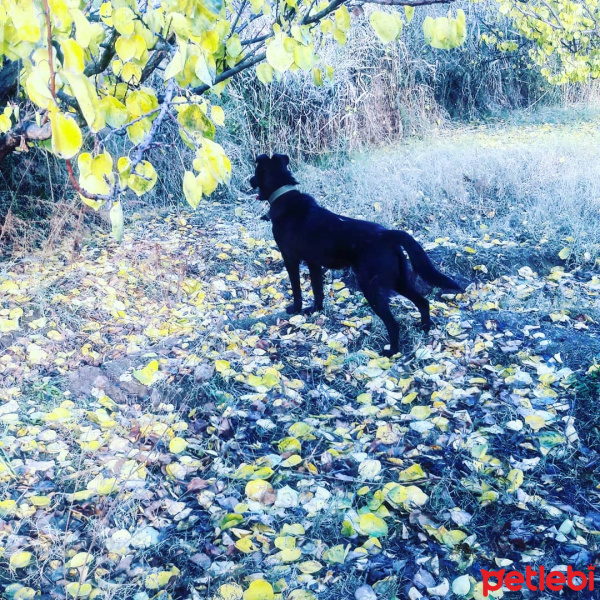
0, 204, 597, 598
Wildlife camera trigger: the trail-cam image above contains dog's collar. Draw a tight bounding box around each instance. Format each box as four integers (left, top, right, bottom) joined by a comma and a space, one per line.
267, 185, 298, 206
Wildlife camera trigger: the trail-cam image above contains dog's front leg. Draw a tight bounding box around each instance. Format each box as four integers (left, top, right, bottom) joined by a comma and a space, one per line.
283, 255, 302, 314
306, 262, 324, 313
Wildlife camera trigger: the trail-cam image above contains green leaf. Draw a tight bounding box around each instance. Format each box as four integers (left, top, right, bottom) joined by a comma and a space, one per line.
227, 35, 243, 59
178, 105, 216, 139
128, 161, 158, 196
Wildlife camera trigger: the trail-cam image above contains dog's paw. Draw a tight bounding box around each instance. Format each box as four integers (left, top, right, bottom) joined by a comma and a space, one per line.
304, 305, 323, 315
382, 347, 400, 358
286, 303, 302, 315
418, 321, 432, 334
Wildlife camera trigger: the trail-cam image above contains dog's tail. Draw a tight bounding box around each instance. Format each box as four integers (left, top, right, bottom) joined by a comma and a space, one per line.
389, 230, 463, 292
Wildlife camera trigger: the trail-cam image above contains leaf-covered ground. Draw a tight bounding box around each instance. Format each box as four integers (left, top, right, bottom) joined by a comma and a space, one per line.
1, 200, 599, 600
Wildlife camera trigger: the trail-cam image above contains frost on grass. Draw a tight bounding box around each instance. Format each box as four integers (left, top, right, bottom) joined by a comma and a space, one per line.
0, 203, 599, 599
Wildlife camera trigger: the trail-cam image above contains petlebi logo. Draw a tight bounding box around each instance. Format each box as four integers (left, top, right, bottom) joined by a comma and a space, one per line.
481, 564, 596, 596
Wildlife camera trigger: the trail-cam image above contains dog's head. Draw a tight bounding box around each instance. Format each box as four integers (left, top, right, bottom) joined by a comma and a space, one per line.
250, 153, 298, 200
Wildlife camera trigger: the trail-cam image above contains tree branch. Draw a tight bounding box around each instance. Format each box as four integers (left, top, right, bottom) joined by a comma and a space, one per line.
302, 0, 345, 25
85, 30, 118, 77
130, 78, 176, 170
362, 0, 456, 5
0, 121, 52, 162
190, 51, 266, 95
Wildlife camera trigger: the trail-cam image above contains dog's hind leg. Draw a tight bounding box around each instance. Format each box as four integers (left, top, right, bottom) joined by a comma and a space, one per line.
283, 255, 303, 314
395, 281, 431, 332
357, 278, 400, 357
306, 262, 324, 313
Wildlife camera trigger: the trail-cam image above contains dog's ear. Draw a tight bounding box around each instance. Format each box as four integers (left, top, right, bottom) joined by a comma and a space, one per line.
273, 153, 290, 167
255, 154, 269, 163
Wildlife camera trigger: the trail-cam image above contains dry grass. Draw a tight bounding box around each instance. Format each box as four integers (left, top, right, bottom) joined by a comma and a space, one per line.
286, 107, 600, 269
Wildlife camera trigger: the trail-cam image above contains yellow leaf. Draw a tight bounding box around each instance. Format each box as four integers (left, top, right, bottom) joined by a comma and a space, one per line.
98, 96, 129, 128
358, 513, 388, 537
323, 544, 348, 564
169, 437, 187, 454
525, 414, 546, 431
0, 318, 19, 332
66, 583, 92, 598
266, 33, 294, 72
61, 39, 85, 73
10, 551, 32, 569
410, 405, 431, 420
30, 495, 51, 507
133, 360, 159, 386
442, 529, 467, 547
281, 454, 302, 467
227, 35, 243, 58
235, 537, 257, 553
183, 171, 203, 209
72, 9, 92, 47
68, 552, 93, 568
256, 63, 274, 84
398, 463, 426, 482
0, 499, 17, 516
50, 111, 82, 159
335, 5, 351, 31
276, 547, 301, 562
370, 11, 401, 44
114, 6, 135, 35
558, 247, 571, 260
245, 479, 274, 502
116, 35, 146, 62
298, 560, 322, 574
293, 44, 314, 71
211, 105, 225, 126
243, 579, 274, 600
215, 359, 230, 373
122, 63, 142, 84
507, 468, 524, 492
145, 570, 176, 590
25, 66, 54, 109
278, 437, 301, 453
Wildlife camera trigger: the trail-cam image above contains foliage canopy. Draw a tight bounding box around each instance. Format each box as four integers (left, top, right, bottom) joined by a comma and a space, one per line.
0, 0, 466, 237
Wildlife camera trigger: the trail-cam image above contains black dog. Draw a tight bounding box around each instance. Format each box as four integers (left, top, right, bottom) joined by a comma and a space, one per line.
250, 153, 464, 356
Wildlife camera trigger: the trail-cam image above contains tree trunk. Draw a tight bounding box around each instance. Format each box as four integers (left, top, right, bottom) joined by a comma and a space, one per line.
0, 60, 19, 103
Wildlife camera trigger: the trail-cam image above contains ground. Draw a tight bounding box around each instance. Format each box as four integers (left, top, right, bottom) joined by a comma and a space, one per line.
1, 116, 599, 600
